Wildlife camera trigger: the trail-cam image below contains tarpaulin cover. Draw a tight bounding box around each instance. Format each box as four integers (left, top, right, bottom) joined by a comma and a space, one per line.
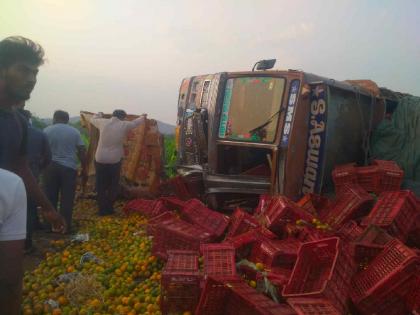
371, 96, 420, 192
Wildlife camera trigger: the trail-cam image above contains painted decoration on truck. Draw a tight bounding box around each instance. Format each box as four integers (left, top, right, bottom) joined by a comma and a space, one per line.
302, 84, 327, 195
218, 79, 233, 138
281, 80, 300, 146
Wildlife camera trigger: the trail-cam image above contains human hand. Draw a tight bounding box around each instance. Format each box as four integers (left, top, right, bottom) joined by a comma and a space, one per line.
39, 206, 67, 233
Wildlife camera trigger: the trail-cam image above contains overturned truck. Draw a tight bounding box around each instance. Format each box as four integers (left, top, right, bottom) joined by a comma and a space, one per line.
175, 61, 386, 210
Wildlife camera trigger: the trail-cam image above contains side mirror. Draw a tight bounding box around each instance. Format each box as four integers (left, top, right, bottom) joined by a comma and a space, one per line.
252, 59, 276, 71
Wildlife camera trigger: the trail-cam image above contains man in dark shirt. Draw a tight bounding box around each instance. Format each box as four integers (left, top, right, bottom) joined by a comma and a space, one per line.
19, 108, 52, 250
0, 36, 65, 315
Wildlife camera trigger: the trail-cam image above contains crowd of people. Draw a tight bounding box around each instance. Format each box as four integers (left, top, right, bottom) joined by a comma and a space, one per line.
0, 36, 147, 314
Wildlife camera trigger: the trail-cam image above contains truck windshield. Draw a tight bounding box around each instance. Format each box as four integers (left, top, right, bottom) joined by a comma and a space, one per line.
219, 77, 285, 143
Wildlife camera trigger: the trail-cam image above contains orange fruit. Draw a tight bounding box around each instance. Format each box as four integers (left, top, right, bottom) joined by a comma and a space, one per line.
23, 308, 33, 315
52, 308, 62, 315
58, 295, 68, 306
134, 302, 142, 311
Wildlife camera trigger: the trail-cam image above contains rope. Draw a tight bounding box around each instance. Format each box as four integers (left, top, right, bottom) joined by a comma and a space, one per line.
355, 88, 374, 165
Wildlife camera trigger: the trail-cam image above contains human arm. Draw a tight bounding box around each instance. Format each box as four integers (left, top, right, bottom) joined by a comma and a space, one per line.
12, 157, 66, 233
0, 176, 26, 315
0, 240, 24, 315
125, 113, 147, 130
89, 112, 107, 130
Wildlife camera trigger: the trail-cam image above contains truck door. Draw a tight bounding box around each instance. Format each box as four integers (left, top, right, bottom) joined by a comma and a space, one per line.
177, 75, 215, 169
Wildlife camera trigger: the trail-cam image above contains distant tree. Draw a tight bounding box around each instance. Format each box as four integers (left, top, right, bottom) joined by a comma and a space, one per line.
31, 115, 47, 130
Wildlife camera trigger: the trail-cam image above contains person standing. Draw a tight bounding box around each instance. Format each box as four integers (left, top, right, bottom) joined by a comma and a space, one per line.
18, 108, 51, 251
0, 168, 27, 315
43, 110, 87, 232
0, 36, 66, 232
90, 110, 146, 215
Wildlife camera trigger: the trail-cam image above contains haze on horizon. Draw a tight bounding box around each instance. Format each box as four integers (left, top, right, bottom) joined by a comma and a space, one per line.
1, 0, 419, 124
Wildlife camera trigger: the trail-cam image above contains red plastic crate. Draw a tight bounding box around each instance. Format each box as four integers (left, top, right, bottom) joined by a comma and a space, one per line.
168, 175, 193, 200
287, 298, 341, 315
181, 199, 230, 239
351, 239, 420, 315
164, 250, 200, 273
194, 276, 243, 315
322, 185, 373, 229
159, 196, 186, 211
152, 217, 214, 259
201, 243, 237, 277
161, 250, 201, 315
146, 211, 177, 235
372, 160, 404, 193
361, 190, 419, 241
250, 238, 301, 269
408, 215, 420, 247
335, 220, 363, 242
263, 196, 315, 237
226, 208, 260, 238
255, 194, 273, 216
353, 225, 394, 265
296, 194, 330, 217
226, 280, 298, 315
406, 276, 420, 313
256, 269, 291, 297
332, 163, 357, 193
123, 198, 169, 218
356, 165, 380, 193
296, 226, 331, 243
282, 237, 355, 314
224, 229, 261, 260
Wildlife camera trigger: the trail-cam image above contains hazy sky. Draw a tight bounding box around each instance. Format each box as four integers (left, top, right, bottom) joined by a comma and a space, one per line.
1, 0, 419, 124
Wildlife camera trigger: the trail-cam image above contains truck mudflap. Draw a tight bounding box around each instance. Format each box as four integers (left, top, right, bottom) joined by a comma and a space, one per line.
204, 173, 271, 195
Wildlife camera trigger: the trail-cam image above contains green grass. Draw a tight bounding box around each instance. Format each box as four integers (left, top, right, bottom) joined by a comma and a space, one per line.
164, 135, 177, 178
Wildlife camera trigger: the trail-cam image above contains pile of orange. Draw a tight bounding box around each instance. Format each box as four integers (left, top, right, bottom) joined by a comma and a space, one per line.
22, 199, 164, 315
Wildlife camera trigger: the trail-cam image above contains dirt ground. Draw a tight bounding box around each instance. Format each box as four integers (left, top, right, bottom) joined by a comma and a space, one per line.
23, 194, 94, 273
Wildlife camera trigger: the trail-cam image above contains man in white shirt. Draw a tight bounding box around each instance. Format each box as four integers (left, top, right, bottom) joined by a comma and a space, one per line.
90, 110, 146, 215
0, 168, 27, 314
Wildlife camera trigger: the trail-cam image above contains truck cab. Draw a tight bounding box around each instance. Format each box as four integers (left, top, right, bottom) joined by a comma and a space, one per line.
175, 62, 385, 210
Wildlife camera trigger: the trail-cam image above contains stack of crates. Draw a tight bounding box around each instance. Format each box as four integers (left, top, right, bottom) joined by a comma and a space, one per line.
332, 160, 404, 195
201, 243, 237, 277
161, 250, 201, 315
